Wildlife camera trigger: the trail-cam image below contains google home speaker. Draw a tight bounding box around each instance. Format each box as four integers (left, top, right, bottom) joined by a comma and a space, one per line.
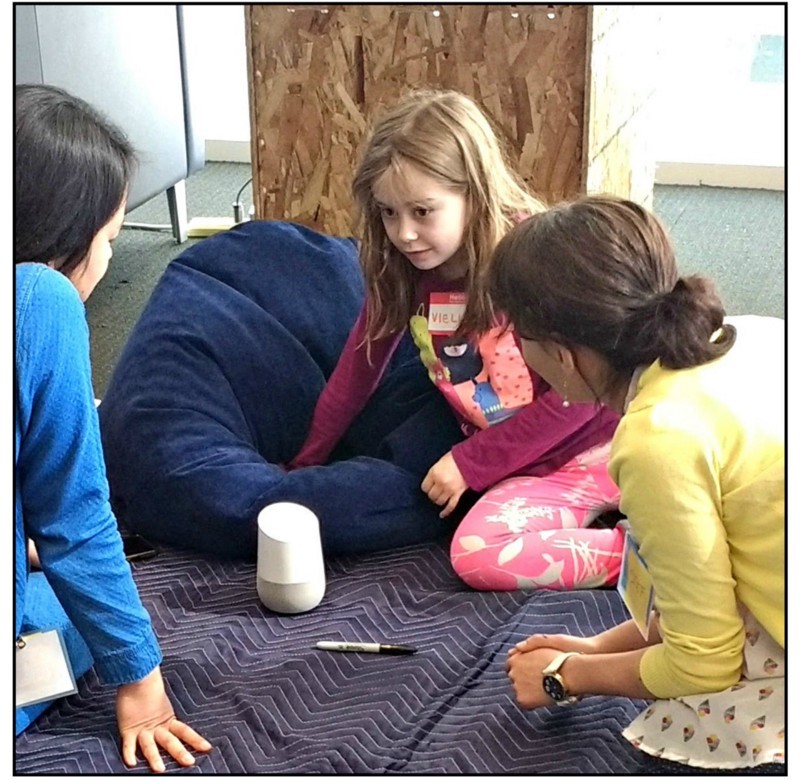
256, 502, 326, 614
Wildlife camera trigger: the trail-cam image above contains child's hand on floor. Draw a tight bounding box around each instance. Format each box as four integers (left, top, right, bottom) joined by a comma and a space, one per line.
116, 667, 212, 773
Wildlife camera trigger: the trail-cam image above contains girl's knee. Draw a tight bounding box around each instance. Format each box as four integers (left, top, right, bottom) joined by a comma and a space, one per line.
450, 551, 518, 591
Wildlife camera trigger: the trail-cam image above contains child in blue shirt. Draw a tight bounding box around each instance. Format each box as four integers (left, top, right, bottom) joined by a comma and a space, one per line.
15, 84, 211, 772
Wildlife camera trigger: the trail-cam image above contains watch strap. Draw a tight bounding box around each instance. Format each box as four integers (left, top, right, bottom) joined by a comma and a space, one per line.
542, 651, 582, 676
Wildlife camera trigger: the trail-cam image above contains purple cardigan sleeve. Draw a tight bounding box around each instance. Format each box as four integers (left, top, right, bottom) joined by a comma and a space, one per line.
450, 373, 620, 492
289, 304, 403, 468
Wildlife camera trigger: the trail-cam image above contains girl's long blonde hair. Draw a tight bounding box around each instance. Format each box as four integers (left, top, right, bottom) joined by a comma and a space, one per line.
352, 89, 546, 342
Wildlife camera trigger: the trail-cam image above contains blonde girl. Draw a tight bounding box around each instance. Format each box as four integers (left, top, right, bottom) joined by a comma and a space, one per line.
291, 90, 623, 591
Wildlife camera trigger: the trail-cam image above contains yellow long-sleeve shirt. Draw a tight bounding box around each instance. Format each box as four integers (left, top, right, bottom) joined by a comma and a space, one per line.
608, 315, 784, 700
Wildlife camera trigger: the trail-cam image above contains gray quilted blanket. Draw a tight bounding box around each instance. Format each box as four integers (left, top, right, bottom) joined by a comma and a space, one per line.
16, 540, 778, 774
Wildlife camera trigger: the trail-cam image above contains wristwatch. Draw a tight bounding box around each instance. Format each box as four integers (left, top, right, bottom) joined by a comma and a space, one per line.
541, 651, 582, 705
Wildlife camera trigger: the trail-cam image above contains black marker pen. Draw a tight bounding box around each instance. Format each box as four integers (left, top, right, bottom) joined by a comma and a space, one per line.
315, 641, 417, 655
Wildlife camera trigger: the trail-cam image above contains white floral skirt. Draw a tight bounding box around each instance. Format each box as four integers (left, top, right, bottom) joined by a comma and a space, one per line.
622, 607, 785, 769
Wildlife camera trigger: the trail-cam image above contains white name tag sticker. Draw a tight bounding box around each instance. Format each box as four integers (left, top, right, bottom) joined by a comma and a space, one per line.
617, 530, 656, 639
16, 630, 79, 709
428, 292, 466, 335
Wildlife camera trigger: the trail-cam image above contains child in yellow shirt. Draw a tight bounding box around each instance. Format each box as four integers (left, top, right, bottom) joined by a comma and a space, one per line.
493, 195, 784, 770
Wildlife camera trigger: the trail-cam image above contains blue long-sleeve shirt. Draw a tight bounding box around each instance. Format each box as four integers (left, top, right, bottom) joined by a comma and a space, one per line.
15, 264, 161, 688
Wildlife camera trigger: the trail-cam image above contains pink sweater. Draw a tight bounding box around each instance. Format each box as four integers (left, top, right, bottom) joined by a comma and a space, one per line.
290, 272, 619, 491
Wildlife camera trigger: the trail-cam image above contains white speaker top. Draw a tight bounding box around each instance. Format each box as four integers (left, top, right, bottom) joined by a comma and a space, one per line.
257, 502, 324, 585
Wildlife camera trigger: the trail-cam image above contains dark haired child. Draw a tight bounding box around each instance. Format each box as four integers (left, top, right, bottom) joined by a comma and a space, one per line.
496, 194, 784, 769
15, 84, 211, 771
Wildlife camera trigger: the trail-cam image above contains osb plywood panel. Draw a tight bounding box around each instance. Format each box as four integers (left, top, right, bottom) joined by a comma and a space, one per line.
246, 4, 591, 234
585, 103, 657, 209
584, 5, 659, 207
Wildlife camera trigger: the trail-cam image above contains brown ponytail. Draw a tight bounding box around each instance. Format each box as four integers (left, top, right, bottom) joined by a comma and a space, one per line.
620, 276, 735, 370
489, 194, 736, 375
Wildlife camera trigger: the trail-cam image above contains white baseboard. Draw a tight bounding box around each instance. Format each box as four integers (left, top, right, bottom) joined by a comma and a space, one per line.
655, 162, 784, 191
205, 140, 252, 164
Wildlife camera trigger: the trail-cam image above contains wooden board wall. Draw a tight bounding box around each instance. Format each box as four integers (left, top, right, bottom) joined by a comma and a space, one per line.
246, 4, 654, 234
584, 5, 660, 208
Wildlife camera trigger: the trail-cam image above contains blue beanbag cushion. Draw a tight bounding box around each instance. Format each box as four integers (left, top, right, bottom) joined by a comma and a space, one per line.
99, 221, 464, 559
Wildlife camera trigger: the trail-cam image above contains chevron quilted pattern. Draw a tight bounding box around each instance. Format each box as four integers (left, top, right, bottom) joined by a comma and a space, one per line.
13, 542, 781, 774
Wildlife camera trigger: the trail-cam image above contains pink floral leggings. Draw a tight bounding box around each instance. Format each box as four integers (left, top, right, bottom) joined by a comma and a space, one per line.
450, 442, 625, 591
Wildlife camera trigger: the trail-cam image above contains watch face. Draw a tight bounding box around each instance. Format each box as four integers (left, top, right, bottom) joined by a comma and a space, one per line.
543, 674, 566, 702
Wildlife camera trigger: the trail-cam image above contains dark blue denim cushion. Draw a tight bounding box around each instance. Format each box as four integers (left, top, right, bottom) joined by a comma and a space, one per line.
99, 221, 463, 560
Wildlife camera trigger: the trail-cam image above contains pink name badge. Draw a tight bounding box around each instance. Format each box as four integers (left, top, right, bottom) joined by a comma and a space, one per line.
428, 292, 466, 335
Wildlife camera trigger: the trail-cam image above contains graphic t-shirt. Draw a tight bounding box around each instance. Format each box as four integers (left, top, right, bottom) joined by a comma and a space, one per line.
409, 291, 532, 432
